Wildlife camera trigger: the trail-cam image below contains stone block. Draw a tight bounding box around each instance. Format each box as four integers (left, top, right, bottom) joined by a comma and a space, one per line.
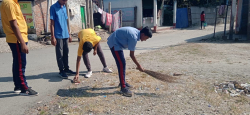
28, 34, 38, 41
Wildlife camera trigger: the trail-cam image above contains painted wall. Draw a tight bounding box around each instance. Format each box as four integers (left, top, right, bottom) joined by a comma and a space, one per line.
190, 6, 231, 26
103, 0, 142, 28
33, 0, 48, 34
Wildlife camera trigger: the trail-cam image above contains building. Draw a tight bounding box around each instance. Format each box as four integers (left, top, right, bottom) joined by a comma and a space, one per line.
0, 0, 88, 36
102, 0, 165, 32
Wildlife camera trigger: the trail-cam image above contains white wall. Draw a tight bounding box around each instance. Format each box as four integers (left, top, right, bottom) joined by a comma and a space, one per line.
191, 6, 231, 25
103, 0, 142, 28
52, 0, 86, 33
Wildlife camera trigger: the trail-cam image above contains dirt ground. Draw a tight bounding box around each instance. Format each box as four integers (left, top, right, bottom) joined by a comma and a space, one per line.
25, 38, 250, 115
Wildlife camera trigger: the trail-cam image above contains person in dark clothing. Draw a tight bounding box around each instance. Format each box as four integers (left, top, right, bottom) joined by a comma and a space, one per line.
200, 11, 205, 30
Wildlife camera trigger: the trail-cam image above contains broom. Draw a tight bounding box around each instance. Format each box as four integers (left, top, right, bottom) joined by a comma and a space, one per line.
143, 69, 176, 82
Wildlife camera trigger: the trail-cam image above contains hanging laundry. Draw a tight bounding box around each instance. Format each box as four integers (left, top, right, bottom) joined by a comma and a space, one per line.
98, 8, 103, 14
219, 5, 226, 15
102, 11, 106, 24
143, 18, 146, 24
106, 13, 113, 26
93, 3, 99, 13
112, 11, 120, 31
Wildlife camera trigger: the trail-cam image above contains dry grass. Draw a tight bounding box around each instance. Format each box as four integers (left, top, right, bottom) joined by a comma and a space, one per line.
30, 42, 250, 115
144, 69, 177, 82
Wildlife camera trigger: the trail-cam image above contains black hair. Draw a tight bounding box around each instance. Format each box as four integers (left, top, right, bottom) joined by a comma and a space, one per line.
82, 42, 93, 53
140, 26, 152, 38
201, 11, 205, 15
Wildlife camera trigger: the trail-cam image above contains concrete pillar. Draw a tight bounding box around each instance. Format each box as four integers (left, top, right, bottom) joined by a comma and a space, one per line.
248, 0, 250, 39
173, 0, 177, 27
153, 0, 157, 32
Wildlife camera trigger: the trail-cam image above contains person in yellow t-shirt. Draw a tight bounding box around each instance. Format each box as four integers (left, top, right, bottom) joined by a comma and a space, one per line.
73, 29, 112, 82
0, 0, 38, 95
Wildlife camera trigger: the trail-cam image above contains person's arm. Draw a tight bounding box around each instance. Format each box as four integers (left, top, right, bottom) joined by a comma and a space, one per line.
50, 7, 57, 46
93, 42, 99, 55
50, 19, 57, 46
10, 20, 29, 54
74, 39, 84, 79
67, 19, 72, 43
74, 56, 81, 78
130, 51, 144, 72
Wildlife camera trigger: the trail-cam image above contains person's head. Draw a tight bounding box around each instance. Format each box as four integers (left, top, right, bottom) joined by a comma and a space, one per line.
58, 0, 67, 6
82, 42, 93, 53
140, 26, 152, 41
201, 11, 205, 15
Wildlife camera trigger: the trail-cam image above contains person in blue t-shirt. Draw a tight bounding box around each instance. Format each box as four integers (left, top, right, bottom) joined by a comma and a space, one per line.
50, 0, 75, 79
107, 26, 152, 97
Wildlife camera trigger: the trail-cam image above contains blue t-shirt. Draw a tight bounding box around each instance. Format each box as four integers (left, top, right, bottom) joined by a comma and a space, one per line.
50, 1, 69, 39
107, 27, 140, 51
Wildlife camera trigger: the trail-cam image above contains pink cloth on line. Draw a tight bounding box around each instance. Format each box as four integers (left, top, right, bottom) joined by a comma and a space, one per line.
112, 11, 120, 31
106, 13, 112, 26
102, 11, 106, 24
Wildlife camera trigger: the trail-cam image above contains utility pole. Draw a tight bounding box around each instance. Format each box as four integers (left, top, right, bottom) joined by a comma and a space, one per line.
66, 3, 71, 34
229, 0, 236, 40
120, 10, 122, 27
90, 0, 94, 29
222, 0, 229, 40
109, 2, 111, 32
86, 0, 90, 28
46, 0, 50, 33
213, 7, 218, 38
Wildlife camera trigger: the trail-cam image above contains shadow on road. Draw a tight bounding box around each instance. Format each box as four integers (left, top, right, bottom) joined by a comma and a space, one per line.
0, 91, 19, 98
0, 72, 67, 83
0, 71, 101, 83
56, 86, 159, 98
185, 30, 249, 44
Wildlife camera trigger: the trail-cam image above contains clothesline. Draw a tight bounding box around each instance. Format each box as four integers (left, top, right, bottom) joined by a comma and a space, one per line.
92, 3, 121, 31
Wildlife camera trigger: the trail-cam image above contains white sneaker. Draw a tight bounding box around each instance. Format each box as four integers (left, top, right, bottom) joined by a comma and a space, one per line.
103, 67, 113, 73
85, 71, 92, 78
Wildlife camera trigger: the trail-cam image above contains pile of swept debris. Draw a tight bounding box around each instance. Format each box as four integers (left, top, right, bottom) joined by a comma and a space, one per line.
214, 81, 250, 97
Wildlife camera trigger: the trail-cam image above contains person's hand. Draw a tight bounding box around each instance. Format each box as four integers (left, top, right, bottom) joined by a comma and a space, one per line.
73, 74, 80, 84
69, 35, 72, 43
51, 36, 57, 46
21, 43, 29, 54
73, 74, 79, 81
93, 50, 97, 55
136, 65, 144, 72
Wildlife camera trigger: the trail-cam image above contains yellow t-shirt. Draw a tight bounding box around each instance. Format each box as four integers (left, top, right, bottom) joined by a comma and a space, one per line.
0, 0, 28, 43
77, 29, 101, 56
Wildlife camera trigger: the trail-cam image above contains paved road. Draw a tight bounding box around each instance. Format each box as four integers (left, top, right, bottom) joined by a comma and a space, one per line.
0, 24, 229, 115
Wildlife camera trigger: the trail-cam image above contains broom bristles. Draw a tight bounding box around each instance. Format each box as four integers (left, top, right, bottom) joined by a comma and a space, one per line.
144, 69, 176, 82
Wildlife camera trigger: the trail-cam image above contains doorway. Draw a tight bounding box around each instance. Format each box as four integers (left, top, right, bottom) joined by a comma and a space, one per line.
80, 6, 86, 29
